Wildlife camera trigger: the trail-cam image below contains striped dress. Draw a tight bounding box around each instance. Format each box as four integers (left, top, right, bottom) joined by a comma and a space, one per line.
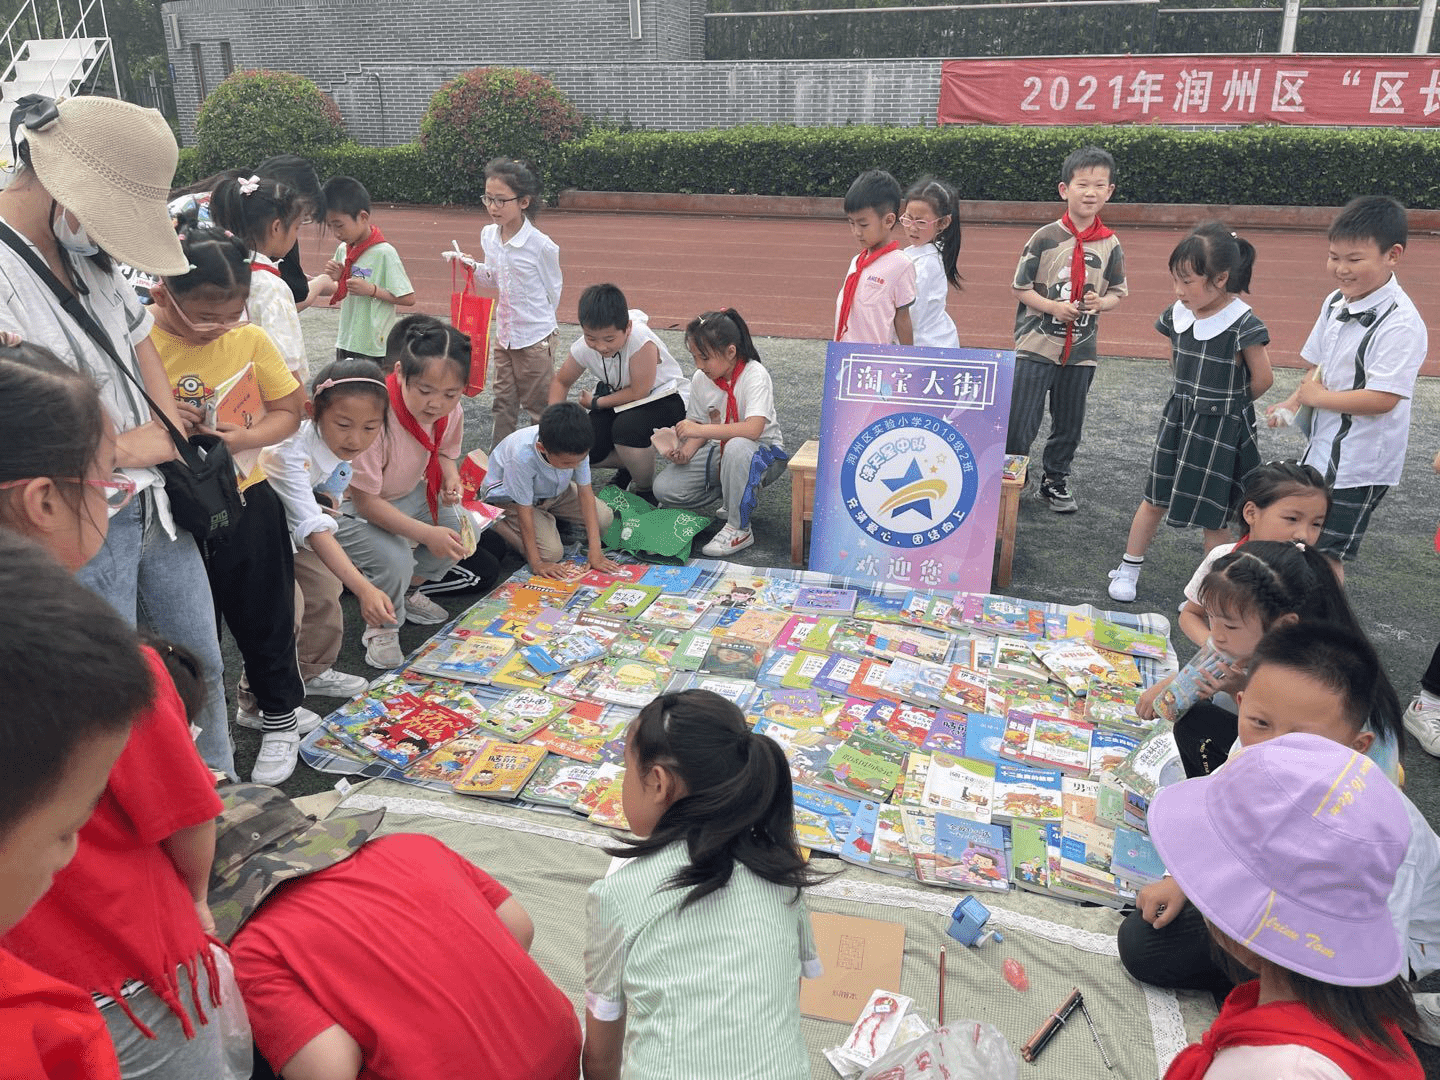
585, 843, 821, 1080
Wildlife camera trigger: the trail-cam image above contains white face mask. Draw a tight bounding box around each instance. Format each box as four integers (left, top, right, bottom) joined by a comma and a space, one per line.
52, 207, 98, 256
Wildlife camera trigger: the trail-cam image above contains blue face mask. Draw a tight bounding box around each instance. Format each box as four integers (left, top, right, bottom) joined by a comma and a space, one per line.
52, 206, 98, 256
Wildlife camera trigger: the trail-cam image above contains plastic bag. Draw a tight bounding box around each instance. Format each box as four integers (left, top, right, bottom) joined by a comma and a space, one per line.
209, 944, 255, 1080
858, 1019, 1017, 1080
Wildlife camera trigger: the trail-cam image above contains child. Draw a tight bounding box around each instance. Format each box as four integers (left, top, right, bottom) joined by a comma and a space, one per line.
1266, 196, 1428, 576
548, 283, 686, 498
322, 175, 415, 361
0, 340, 229, 1075
1139, 540, 1405, 781
1176, 461, 1330, 646
339, 315, 471, 668
1148, 732, 1422, 1079
582, 690, 822, 1080
209, 171, 310, 384
150, 227, 313, 785
1108, 223, 1274, 602
255, 154, 332, 309
654, 309, 787, 557
1404, 448, 1440, 755
483, 400, 619, 579
835, 169, 916, 345
444, 157, 562, 447
901, 176, 962, 350
259, 358, 396, 700
1006, 145, 1127, 514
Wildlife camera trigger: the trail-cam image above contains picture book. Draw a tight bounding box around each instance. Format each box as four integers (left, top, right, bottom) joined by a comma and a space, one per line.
635, 593, 712, 631
799, 914, 907, 1026
588, 658, 669, 708
573, 762, 623, 816
588, 774, 631, 831
1043, 610, 1094, 642
706, 574, 769, 608
578, 563, 649, 588
839, 799, 880, 867
869, 805, 914, 877
878, 656, 950, 708
816, 735, 905, 802
687, 675, 759, 711
1083, 682, 1149, 733
1113, 729, 1185, 799
992, 762, 1064, 822
544, 662, 603, 704
1090, 729, 1141, 775
348, 702, 474, 767
1096, 773, 1127, 828
864, 623, 949, 664
452, 600, 511, 637
1090, 620, 1167, 660
894, 750, 931, 807
1010, 819, 1051, 894
870, 700, 934, 749
487, 651, 552, 692
793, 785, 860, 854
402, 735, 494, 785
900, 590, 954, 631
961, 712, 1007, 766
519, 629, 614, 676
1031, 638, 1118, 695
637, 629, 680, 666
793, 586, 858, 615
574, 611, 629, 639
669, 630, 713, 671
778, 650, 831, 691
426, 634, 514, 684
990, 676, 1078, 719
513, 606, 573, 644
473, 689, 569, 742
587, 583, 662, 620
700, 637, 765, 680
812, 653, 862, 698
919, 710, 967, 754
1095, 648, 1143, 688
966, 595, 1045, 639
525, 702, 618, 762
607, 625, 663, 662
519, 756, 598, 808
1020, 713, 1096, 776
932, 814, 1009, 892
853, 593, 905, 623
1002, 453, 1028, 482
715, 608, 790, 648
208, 363, 266, 483
751, 688, 829, 732
1059, 817, 1118, 894
1061, 776, 1099, 822
900, 807, 939, 884
522, 575, 583, 603
453, 741, 548, 798
846, 657, 891, 701
939, 665, 989, 713
774, 614, 837, 653
921, 753, 995, 823
639, 563, 703, 593
1112, 825, 1166, 887
992, 640, 1051, 683
757, 722, 842, 789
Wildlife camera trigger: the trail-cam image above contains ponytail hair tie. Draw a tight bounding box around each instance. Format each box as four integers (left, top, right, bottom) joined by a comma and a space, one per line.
238, 175, 260, 196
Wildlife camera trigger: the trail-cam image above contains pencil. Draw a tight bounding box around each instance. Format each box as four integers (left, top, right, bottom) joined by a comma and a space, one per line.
938, 945, 946, 1027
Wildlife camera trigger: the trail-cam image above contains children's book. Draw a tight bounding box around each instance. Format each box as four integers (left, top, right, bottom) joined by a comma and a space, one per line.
932, 814, 1009, 892
868, 700, 934, 749
793, 785, 860, 854
1031, 638, 1118, 695
893, 750, 931, 807
921, 753, 995, 823
700, 637, 765, 680
574, 611, 629, 639
812, 653, 863, 698
1083, 681, 1150, 733
1095, 648, 1143, 688
589, 658, 668, 708
816, 734, 905, 802
639, 563, 703, 593
636, 593, 712, 631
453, 741, 548, 798
1009, 819, 1051, 894
687, 675, 759, 711
1002, 454, 1028, 482
1061, 776, 1099, 822
757, 721, 842, 789
869, 805, 915, 877
1090, 729, 1141, 775
1112, 729, 1185, 800
878, 656, 950, 708
519, 756, 599, 808
1096, 772, 1127, 828
839, 800, 881, 867
208, 363, 266, 483
793, 586, 858, 615
588, 774, 632, 831
939, 665, 989, 713
573, 762, 623, 816
1059, 817, 1118, 895
1091, 620, 1167, 660
775, 615, 840, 653
348, 702, 474, 767
960, 712, 1007, 766
846, 658, 891, 701
518, 628, 615, 677
919, 710, 967, 754
587, 583, 662, 620
900, 590, 955, 631
706, 574, 768, 608
545, 662, 603, 704
715, 609, 790, 648
900, 806, 939, 884
488, 651, 552, 692
524, 702, 619, 762
402, 735, 495, 785
865, 624, 949, 664
1112, 825, 1167, 888
778, 650, 831, 691
523, 575, 583, 604
992, 762, 1064, 822
1001, 709, 1094, 776
751, 688, 829, 732
854, 593, 906, 623
992, 640, 1052, 683
578, 563, 650, 589
513, 607, 574, 645
965, 595, 1045, 639
473, 689, 569, 742
424, 635, 514, 684
669, 630, 713, 671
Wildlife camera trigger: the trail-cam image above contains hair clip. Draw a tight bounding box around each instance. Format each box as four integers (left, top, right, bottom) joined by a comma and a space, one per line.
238, 175, 260, 196
1294, 541, 1306, 551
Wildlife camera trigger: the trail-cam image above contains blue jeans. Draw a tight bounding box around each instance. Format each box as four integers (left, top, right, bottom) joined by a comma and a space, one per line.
77, 494, 235, 778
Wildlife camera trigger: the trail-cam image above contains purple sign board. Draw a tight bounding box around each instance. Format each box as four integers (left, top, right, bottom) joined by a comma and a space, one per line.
811, 343, 1016, 594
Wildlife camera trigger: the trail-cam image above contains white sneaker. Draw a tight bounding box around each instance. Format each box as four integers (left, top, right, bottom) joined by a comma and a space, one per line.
404, 591, 449, 625
1404, 694, 1440, 757
303, 668, 370, 698
1107, 560, 1141, 603
250, 729, 301, 785
702, 524, 754, 558
235, 705, 322, 734
715, 506, 727, 521
1412, 991, 1440, 1044
363, 627, 404, 669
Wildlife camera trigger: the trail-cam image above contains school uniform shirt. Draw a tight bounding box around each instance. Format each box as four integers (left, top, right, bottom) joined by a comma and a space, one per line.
0, 948, 122, 1080
482, 425, 591, 505
152, 322, 300, 491
585, 842, 820, 1080
1012, 219, 1128, 367
471, 218, 562, 350
1183, 541, 1240, 605
348, 399, 464, 502
685, 361, 783, 448
568, 308, 686, 400
0, 219, 181, 534
1389, 790, 1440, 979
333, 240, 413, 358
904, 243, 959, 350
836, 247, 917, 345
247, 251, 309, 383
2, 649, 223, 1038
1299, 276, 1427, 489
231, 834, 580, 1080
260, 420, 352, 550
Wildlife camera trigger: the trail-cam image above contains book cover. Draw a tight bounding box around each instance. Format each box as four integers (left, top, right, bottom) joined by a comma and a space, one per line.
1112, 825, 1167, 887
518, 628, 613, 677
919, 710, 967, 754
1091, 620, 1167, 660
921, 753, 995, 823
519, 756, 599, 807
1096, 773, 1127, 828
939, 665, 989, 713
350, 702, 474, 767
513, 607, 574, 645
865, 624, 949, 664
1062, 776, 1099, 822
1002, 454, 1028, 482
877, 656, 949, 708
573, 761, 623, 815
700, 637, 765, 680
854, 593, 905, 622
716, 609, 791, 648
813, 653, 863, 698
588, 658, 668, 708
1031, 638, 1118, 695
839, 799, 880, 867
846, 657, 892, 701
429, 634, 514, 684
816, 735, 905, 802
578, 563, 649, 589
545, 662, 604, 705
992, 640, 1052, 683
893, 750, 931, 807
1095, 648, 1143, 688
402, 735, 494, 785
1113, 729, 1185, 799
1010, 819, 1051, 893
636, 593, 712, 631
793, 785, 859, 854
689, 675, 760, 711
524, 702, 618, 762
1059, 817, 1118, 894
1083, 682, 1150, 733
669, 630, 712, 671
488, 651, 552, 692
792, 586, 858, 615
757, 722, 842, 789
208, 362, 266, 483
961, 712, 1007, 766
588, 774, 632, 830
639, 563, 703, 593
899, 806, 939, 884
706, 574, 769, 609
993, 762, 1064, 822
587, 583, 662, 620
473, 689, 569, 742
798, 913, 907, 1026
778, 650, 830, 691
970, 595, 1045, 639
1023, 713, 1096, 776
872, 700, 934, 749
453, 741, 549, 798
751, 688, 829, 732
933, 814, 1010, 892
1090, 729, 1141, 774
869, 806, 915, 877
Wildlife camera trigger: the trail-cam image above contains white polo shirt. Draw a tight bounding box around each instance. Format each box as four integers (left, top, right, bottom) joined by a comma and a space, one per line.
1299, 275, 1427, 489
471, 218, 562, 350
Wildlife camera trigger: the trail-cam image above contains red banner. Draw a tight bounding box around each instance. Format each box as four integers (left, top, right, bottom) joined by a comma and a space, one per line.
939, 55, 1440, 127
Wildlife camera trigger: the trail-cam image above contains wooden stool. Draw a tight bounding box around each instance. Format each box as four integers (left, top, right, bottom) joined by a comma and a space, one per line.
994, 471, 1024, 590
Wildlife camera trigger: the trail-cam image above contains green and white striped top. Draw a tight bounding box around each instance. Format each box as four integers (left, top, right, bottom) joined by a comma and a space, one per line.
585, 841, 822, 1080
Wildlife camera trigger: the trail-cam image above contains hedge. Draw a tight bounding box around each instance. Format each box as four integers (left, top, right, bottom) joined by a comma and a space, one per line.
174, 124, 1440, 209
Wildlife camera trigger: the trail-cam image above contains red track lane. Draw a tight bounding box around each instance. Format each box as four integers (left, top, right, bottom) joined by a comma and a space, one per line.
309, 206, 1440, 376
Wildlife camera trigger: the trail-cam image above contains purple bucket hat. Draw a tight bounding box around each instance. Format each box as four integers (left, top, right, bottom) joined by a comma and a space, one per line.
1148, 732, 1411, 987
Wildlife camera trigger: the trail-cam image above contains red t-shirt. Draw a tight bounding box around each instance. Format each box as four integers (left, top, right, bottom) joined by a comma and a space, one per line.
2, 648, 223, 1033
231, 834, 581, 1080
0, 947, 121, 1080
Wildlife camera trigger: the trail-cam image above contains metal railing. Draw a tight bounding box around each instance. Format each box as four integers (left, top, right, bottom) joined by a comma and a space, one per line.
0, 0, 121, 101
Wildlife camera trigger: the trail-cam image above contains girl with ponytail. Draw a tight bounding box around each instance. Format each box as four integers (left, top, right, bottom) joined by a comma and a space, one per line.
582, 689, 822, 1080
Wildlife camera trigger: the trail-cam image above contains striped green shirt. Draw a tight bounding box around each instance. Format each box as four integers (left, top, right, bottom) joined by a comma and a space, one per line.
585, 842, 821, 1080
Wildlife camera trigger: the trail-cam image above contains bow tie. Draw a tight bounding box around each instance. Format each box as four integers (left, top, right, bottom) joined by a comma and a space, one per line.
1336, 307, 1377, 328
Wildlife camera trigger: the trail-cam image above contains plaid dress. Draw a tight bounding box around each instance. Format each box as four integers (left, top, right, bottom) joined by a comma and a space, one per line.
1144, 299, 1268, 529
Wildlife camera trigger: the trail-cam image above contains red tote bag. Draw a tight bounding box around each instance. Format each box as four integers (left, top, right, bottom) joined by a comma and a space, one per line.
450, 262, 494, 396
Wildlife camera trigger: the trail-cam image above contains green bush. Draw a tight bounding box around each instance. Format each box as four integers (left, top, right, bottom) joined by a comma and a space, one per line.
193, 70, 347, 174
308, 144, 448, 205
419, 67, 585, 203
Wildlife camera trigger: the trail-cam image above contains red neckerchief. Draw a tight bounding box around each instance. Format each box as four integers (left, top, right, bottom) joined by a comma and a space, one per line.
328, 226, 386, 305
714, 358, 748, 449
1165, 981, 1421, 1080
835, 242, 900, 340
250, 260, 281, 277
1058, 212, 1113, 363
386, 371, 449, 523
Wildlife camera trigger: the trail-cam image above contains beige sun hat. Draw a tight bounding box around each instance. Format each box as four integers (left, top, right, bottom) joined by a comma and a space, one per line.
22, 96, 188, 276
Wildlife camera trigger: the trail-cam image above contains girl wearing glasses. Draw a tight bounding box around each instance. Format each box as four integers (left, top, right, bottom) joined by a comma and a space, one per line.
901, 176, 963, 350
443, 157, 562, 447
150, 227, 312, 786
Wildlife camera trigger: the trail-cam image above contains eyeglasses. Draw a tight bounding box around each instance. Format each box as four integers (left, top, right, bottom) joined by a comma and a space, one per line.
169, 295, 248, 336
480, 194, 521, 208
0, 472, 137, 511
899, 215, 935, 228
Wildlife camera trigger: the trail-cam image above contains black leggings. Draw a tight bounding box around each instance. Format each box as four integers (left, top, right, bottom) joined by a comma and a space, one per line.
1173, 701, 1238, 778
1117, 903, 1236, 999
588, 393, 686, 464
1423, 641, 1440, 697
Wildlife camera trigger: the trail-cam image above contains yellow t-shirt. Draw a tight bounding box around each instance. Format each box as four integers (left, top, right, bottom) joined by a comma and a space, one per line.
152, 323, 299, 489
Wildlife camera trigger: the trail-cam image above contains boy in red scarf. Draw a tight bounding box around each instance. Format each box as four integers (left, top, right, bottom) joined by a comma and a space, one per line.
1006, 146, 1127, 514
834, 169, 916, 346
322, 176, 415, 362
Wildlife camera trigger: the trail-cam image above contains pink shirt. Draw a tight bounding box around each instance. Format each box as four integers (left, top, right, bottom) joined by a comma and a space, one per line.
349, 401, 464, 502
835, 248, 917, 345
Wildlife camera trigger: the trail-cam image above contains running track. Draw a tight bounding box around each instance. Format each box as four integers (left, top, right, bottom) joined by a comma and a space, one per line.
309, 205, 1440, 376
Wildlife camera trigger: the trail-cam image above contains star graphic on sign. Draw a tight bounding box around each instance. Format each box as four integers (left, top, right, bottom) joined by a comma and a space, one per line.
877, 457, 943, 519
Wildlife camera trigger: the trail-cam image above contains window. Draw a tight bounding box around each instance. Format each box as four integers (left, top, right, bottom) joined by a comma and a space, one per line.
220, 42, 234, 77
191, 43, 207, 99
